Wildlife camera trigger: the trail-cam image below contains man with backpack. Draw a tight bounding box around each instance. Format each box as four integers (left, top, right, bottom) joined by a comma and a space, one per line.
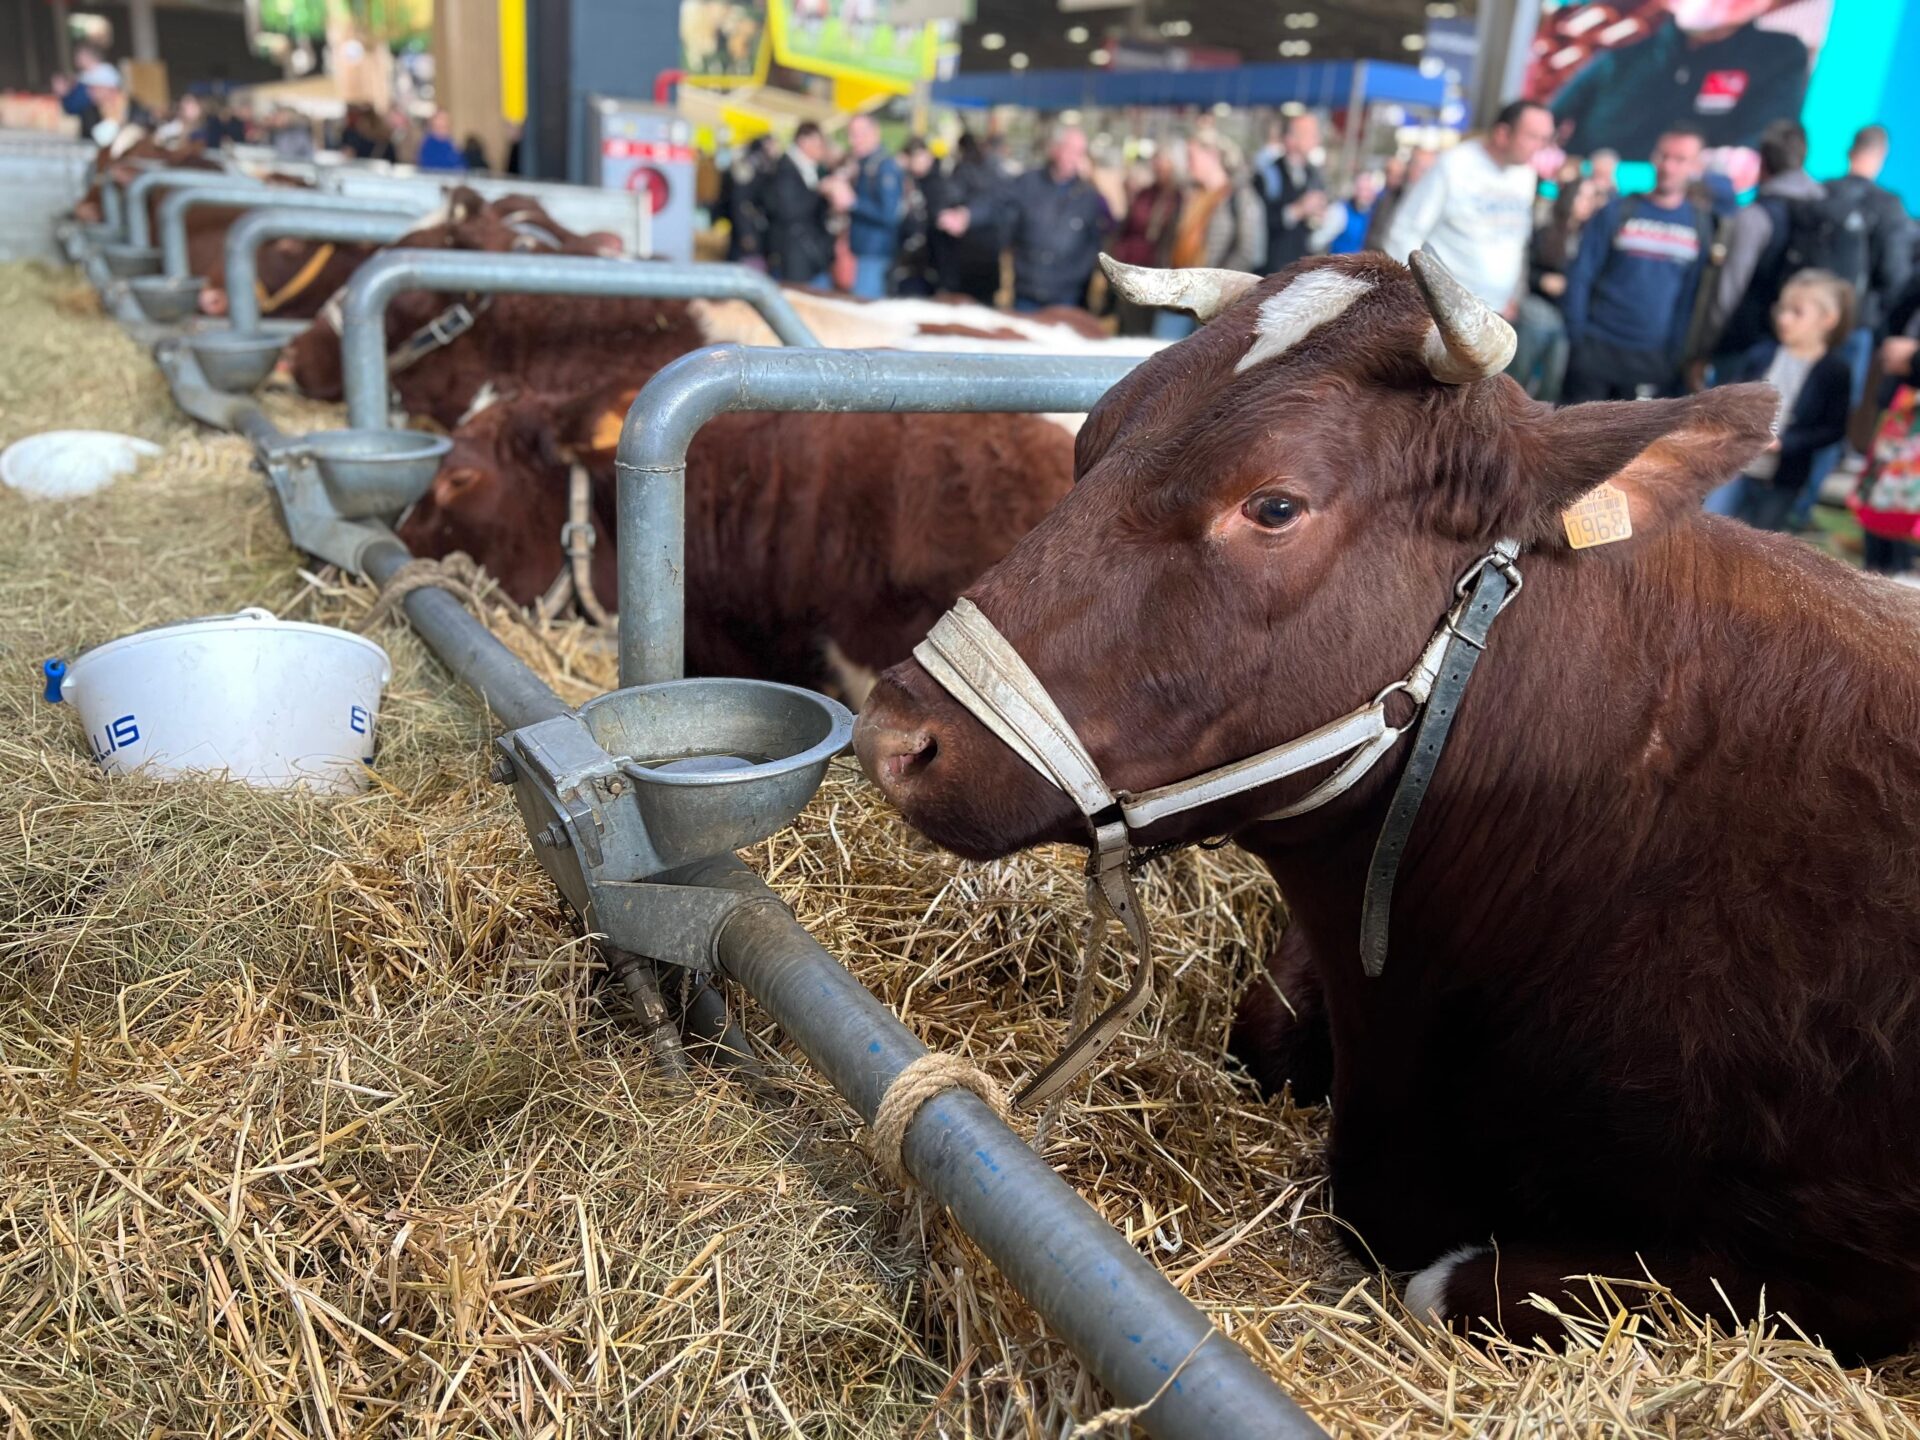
1561, 125, 1715, 401
1823, 126, 1913, 362
1700, 119, 1859, 380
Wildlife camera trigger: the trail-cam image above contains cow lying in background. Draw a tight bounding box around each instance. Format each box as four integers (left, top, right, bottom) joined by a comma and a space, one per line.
854, 249, 1920, 1361
284, 189, 691, 428
69, 137, 358, 320
284, 187, 1159, 431
397, 382, 1075, 693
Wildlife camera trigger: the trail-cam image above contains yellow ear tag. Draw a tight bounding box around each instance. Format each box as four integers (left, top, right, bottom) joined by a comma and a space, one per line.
1562, 482, 1634, 549
588, 408, 625, 453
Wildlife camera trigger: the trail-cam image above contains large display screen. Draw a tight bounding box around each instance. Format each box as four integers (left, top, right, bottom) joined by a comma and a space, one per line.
1525, 0, 1833, 167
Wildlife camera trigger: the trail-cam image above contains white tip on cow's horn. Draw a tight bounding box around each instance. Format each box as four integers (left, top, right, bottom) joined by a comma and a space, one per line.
1098, 253, 1260, 323
1409, 244, 1517, 384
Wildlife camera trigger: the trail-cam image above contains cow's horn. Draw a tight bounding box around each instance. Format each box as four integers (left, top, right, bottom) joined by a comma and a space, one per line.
1098, 253, 1260, 322
1409, 245, 1516, 384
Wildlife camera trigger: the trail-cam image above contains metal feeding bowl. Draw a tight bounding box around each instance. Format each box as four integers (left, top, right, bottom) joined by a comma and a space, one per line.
128, 274, 204, 322
102, 243, 162, 277
578, 679, 854, 870
189, 330, 286, 393
302, 428, 453, 519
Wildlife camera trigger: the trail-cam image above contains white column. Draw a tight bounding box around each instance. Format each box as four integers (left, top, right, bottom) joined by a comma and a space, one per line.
129, 0, 160, 62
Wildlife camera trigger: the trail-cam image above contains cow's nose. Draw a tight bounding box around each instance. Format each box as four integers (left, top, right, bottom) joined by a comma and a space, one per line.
853, 716, 939, 791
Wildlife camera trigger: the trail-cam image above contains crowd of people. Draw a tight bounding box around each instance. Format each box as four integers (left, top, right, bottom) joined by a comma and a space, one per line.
48, 45, 504, 173
722, 101, 1918, 559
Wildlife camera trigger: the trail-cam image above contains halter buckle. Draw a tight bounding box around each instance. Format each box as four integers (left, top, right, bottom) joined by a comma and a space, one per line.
560, 518, 597, 552
1453, 543, 1524, 613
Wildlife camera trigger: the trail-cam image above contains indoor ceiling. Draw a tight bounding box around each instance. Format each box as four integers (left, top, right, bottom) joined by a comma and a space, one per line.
953, 0, 1475, 74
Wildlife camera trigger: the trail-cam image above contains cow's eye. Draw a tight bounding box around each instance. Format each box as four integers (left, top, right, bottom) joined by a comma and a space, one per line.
1244, 493, 1305, 531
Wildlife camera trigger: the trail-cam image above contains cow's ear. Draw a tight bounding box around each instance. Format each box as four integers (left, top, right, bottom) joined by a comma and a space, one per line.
430, 466, 485, 508
556, 386, 645, 461
1495, 384, 1777, 546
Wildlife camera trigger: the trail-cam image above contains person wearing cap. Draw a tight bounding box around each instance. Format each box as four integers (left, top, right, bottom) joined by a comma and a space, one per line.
74, 60, 151, 148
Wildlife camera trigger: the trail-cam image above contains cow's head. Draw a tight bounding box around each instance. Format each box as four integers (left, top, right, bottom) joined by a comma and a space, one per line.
286, 190, 629, 401
854, 252, 1776, 860
398, 385, 630, 607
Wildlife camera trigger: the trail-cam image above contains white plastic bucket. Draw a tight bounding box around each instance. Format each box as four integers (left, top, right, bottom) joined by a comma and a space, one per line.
58, 608, 394, 795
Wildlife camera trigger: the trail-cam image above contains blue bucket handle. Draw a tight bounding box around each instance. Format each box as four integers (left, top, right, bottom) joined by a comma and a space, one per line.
42, 658, 67, 703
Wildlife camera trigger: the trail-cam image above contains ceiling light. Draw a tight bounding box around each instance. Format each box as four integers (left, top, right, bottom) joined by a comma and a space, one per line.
1060, 109, 1082, 124
1159, 19, 1192, 37
1402, 33, 1426, 50
1066, 25, 1088, 43
1426, 1, 1457, 15
1089, 47, 1111, 64
1009, 51, 1030, 69
980, 31, 1004, 50
1419, 55, 1444, 77
1293, 39, 1312, 54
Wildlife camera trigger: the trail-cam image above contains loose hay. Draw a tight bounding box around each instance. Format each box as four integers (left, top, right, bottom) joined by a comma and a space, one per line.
4, 258, 1919, 1438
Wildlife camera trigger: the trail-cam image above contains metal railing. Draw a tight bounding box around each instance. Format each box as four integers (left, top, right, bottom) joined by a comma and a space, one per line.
338, 251, 821, 429
222, 208, 422, 332
612, 346, 1137, 688
159, 185, 426, 280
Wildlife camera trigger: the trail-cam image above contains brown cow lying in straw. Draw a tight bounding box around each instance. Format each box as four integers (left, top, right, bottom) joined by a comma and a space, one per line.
854, 249, 1920, 1361
282, 185, 1158, 432
397, 382, 1074, 696
72, 136, 372, 323
283, 189, 689, 429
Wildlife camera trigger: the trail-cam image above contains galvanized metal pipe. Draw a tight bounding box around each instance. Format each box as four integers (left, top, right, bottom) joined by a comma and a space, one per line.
662, 853, 1323, 1440
102, 177, 124, 236
224, 208, 422, 332
358, 535, 569, 730
340, 252, 821, 430
152, 337, 268, 433
161, 186, 425, 280
124, 168, 255, 247
612, 346, 1139, 688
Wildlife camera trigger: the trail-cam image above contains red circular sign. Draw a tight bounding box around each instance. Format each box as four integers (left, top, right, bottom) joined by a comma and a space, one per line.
625, 166, 671, 214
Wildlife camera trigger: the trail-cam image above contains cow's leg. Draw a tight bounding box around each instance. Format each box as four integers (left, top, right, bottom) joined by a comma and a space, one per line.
1228, 925, 1333, 1105
1405, 1242, 1920, 1362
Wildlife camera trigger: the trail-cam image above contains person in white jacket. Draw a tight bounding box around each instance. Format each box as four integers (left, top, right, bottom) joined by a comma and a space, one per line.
1380, 100, 1555, 318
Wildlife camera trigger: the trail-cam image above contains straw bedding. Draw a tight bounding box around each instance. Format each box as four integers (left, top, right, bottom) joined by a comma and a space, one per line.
4, 258, 1919, 1438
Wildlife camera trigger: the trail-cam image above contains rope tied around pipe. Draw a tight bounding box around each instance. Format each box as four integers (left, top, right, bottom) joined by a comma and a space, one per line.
866, 1053, 1012, 1189
358, 552, 569, 669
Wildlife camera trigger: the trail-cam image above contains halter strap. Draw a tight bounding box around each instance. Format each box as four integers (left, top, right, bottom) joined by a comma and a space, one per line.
911, 540, 1523, 1105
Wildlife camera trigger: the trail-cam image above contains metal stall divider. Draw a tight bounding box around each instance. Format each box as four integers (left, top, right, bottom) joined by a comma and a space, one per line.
156, 185, 428, 281
337, 250, 821, 430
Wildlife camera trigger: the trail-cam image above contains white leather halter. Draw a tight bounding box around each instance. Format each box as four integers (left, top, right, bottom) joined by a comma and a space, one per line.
912, 539, 1523, 1107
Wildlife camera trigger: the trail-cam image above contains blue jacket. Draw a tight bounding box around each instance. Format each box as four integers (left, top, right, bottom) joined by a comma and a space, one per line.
1563, 193, 1712, 360
848, 150, 903, 260
416, 134, 464, 172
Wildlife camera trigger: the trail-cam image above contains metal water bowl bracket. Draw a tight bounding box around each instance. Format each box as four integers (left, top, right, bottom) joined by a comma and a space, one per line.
498, 678, 853, 968
189, 330, 288, 393
102, 243, 162, 277
128, 274, 204, 322
297, 428, 452, 518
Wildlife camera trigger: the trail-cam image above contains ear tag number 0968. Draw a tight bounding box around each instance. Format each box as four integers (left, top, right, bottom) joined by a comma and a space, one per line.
1563, 482, 1633, 550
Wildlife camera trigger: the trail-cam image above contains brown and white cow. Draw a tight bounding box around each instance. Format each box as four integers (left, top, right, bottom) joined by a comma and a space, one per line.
853, 249, 1920, 1361
283, 189, 1161, 432
396, 381, 1075, 694
283, 189, 690, 428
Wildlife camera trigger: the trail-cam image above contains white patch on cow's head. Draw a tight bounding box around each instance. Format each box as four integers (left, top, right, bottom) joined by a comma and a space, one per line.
457, 381, 501, 426
1234, 270, 1374, 375
1403, 1244, 1489, 1322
